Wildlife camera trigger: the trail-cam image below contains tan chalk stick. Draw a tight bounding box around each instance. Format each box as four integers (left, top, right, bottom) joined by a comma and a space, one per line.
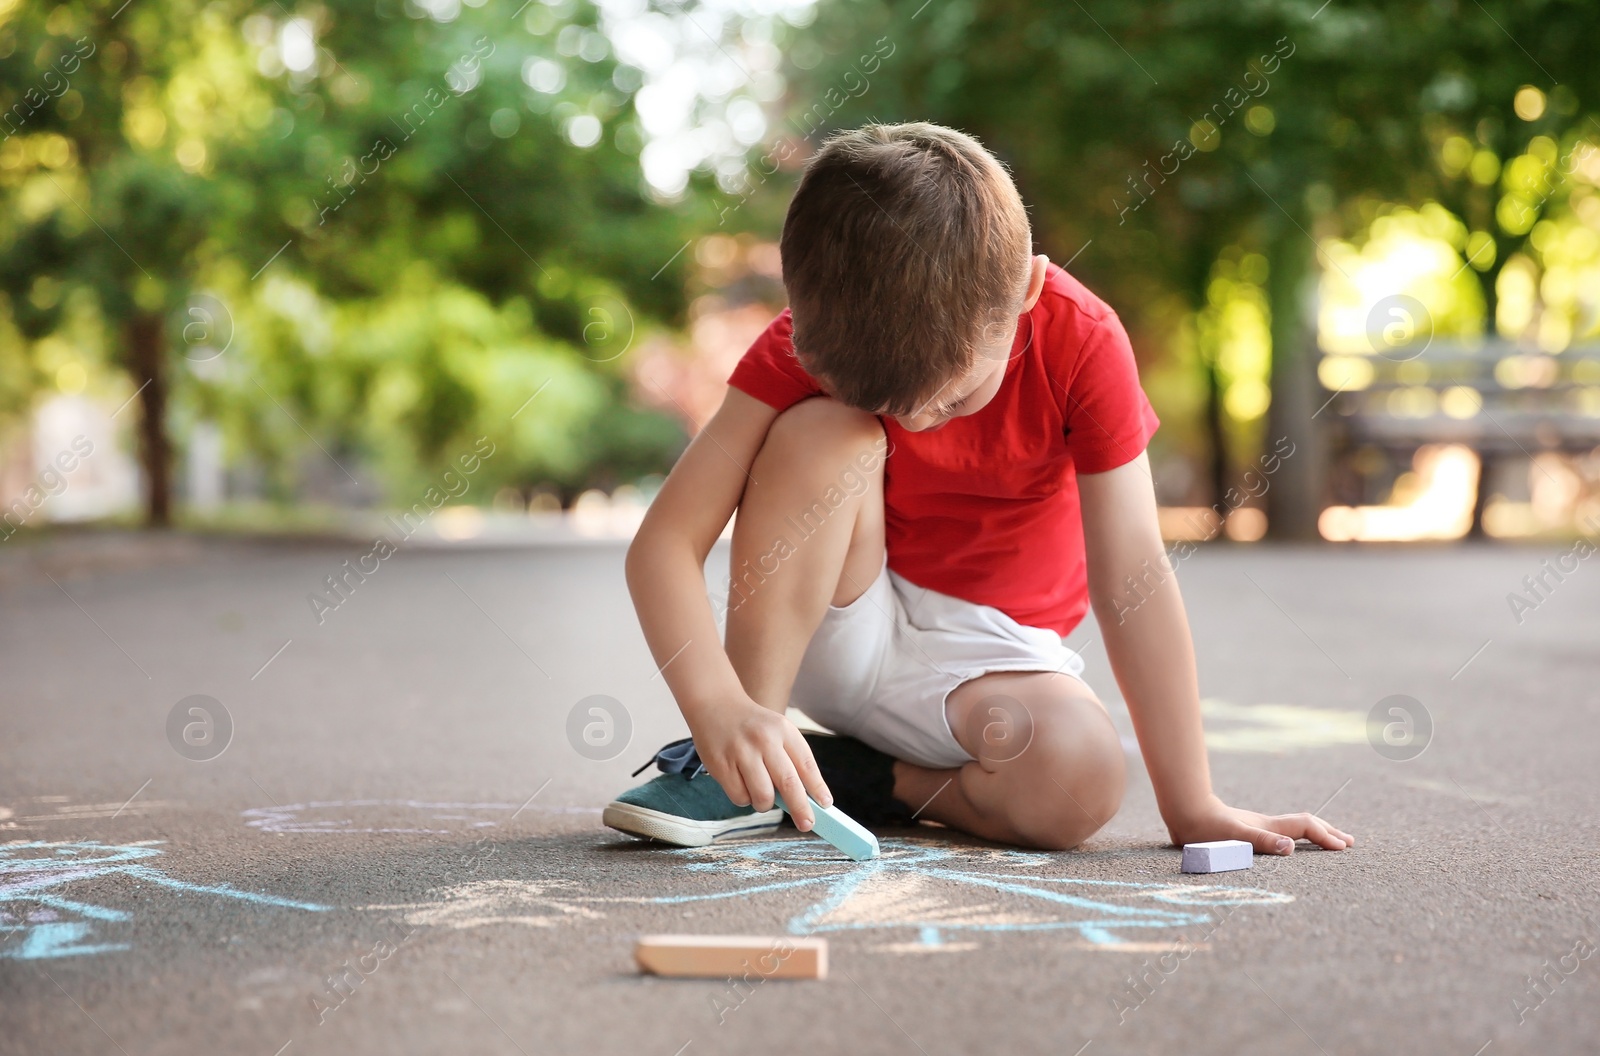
634, 935, 827, 980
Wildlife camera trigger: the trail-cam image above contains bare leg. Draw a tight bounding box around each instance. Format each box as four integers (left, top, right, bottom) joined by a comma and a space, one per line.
721, 398, 1122, 851
723, 398, 886, 712
893, 671, 1127, 850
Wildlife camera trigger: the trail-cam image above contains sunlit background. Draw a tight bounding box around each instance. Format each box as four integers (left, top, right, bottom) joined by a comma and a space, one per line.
3, 0, 1598, 546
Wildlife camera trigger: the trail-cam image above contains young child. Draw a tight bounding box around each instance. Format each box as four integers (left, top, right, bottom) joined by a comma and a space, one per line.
604, 122, 1354, 856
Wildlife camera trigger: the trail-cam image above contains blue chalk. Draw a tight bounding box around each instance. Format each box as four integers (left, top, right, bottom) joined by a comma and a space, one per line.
775, 794, 879, 862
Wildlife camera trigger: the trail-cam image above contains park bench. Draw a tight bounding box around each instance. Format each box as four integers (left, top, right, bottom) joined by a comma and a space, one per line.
1317, 336, 1600, 533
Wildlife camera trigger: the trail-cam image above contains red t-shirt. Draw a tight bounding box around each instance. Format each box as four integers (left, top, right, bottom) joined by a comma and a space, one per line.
727, 263, 1159, 636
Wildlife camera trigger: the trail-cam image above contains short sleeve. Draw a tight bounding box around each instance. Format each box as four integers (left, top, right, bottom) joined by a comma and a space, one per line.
727, 309, 827, 411
1059, 312, 1160, 474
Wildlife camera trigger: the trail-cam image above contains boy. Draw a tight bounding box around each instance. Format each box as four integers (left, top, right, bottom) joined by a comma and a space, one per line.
603, 122, 1353, 856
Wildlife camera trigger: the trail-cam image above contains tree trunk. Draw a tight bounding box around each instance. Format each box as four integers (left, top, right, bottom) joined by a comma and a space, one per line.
1202, 344, 1228, 508
1264, 225, 1323, 541
1466, 253, 1507, 539
1191, 242, 1229, 510
126, 312, 171, 527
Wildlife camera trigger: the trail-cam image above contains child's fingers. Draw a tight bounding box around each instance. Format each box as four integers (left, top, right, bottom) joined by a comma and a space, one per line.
715, 761, 752, 808
1240, 826, 1297, 856
1298, 815, 1351, 850
784, 730, 833, 808
1301, 816, 1347, 850
1283, 812, 1351, 850
1292, 822, 1345, 850
1256, 813, 1351, 852
766, 751, 815, 832
741, 753, 778, 814
1325, 822, 1356, 846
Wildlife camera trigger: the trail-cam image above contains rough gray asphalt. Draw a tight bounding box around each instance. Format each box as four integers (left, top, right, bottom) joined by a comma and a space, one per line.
2, 532, 1597, 1056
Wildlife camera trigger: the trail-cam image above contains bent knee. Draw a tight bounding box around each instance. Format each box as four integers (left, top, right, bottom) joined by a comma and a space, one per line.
764, 397, 885, 462
1011, 695, 1127, 851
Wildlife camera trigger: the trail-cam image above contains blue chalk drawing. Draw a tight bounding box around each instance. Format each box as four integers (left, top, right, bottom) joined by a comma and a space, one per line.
639, 838, 1293, 950
242, 799, 521, 834
0, 840, 328, 960
239, 799, 600, 837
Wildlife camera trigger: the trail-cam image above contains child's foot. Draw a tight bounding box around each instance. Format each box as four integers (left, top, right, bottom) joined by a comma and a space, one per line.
603, 734, 915, 847
603, 739, 782, 847
799, 732, 916, 827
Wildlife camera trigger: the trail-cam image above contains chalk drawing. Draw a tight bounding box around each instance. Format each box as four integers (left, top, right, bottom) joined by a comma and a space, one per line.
242, 799, 597, 835
0, 840, 327, 960
652, 838, 1293, 951
1402, 777, 1526, 805
5, 797, 178, 825
365, 879, 608, 931
359, 837, 1292, 954
1201, 698, 1367, 753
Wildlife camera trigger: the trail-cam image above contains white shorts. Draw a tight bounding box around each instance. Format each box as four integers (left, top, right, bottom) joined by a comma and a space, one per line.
789, 563, 1088, 770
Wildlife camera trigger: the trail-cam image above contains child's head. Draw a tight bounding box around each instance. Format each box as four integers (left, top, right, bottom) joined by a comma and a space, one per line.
779, 122, 1038, 430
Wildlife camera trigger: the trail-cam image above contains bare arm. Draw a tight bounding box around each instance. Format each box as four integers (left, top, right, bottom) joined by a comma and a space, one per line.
624, 388, 831, 827
1078, 453, 1353, 854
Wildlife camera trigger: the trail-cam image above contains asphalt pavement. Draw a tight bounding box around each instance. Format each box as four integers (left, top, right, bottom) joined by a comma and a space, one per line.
1, 531, 1597, 1056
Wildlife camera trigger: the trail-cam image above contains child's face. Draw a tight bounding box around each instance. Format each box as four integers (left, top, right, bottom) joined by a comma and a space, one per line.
888, 254, 1046, 432
890, 328, 1014, 433
812, 257, 1047, 430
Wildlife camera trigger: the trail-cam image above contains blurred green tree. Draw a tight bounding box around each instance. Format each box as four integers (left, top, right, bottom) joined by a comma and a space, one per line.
0, 0, 697, 524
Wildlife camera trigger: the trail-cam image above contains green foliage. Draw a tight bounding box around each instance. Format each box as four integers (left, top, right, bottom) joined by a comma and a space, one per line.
784, 0, 1600, 523
0, 0, 695, 518
182, 264, 680, 503
6, 0, 1599, 527
794, 0, 1600, 317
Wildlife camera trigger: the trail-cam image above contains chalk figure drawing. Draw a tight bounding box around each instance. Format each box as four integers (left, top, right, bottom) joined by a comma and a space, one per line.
0, 840, 327, 960
373, 838, 1294, 953
643, 839, 1292, 950
241, 799, 596, 835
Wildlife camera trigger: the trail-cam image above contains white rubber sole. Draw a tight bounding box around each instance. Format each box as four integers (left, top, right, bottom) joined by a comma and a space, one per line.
602, 801, 784, 848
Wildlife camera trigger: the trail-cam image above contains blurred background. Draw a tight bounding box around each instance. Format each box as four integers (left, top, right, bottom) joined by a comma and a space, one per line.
3, 0, 1599, 547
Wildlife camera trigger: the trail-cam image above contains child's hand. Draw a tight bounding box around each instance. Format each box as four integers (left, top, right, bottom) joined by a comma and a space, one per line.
1167, 794, 1354, 855
690, 701, 833, 832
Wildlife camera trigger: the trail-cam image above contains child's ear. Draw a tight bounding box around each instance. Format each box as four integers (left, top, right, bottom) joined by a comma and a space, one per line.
1021, 254, 1049, 311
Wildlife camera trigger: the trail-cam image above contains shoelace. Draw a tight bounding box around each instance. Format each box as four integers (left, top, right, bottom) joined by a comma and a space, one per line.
630, 736, 706, 779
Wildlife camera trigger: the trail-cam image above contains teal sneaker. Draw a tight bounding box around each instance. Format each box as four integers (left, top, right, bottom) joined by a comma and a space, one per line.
603, 738, 783, 847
